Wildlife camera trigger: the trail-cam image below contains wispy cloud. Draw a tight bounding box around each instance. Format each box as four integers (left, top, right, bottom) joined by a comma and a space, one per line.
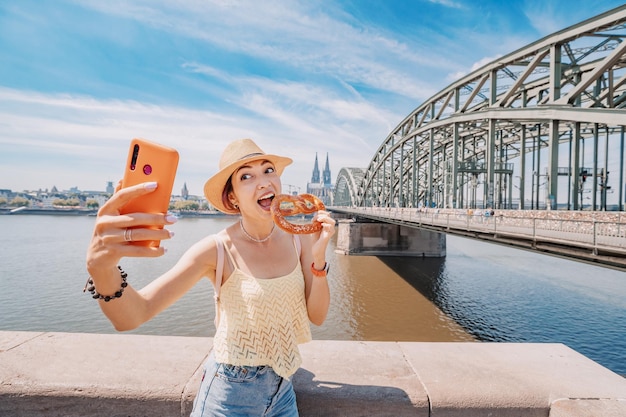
521, 0, 620, 36
1, 0, 622, 193
426, 0, 464, 9
72, 0, 445, 100
0, 82, 388, 193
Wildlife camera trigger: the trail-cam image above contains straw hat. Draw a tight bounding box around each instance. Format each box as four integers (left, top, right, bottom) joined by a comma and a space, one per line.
203, 138, 293, 214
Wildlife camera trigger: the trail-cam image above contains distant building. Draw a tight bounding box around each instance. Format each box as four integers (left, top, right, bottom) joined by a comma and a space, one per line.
306, 152, 333, 206
181, 182, 189, 200
41, 195, 56, 208
106, 181, 114, 194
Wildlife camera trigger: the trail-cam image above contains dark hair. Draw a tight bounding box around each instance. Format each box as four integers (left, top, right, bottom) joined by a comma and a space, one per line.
221, 176, 239, 212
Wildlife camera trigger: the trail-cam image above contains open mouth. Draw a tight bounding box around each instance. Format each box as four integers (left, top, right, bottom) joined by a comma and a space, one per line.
258, 193, 274, 209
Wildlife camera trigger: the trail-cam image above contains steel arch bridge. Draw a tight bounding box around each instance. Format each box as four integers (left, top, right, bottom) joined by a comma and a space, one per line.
334, 167, 366, 207
333, 6, 626, 211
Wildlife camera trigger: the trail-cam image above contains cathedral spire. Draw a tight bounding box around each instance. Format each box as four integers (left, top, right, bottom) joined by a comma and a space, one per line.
182, 182, 189, 200
311, 152, 320, 183
306, 151, 333, 206
322, 153, 331, 186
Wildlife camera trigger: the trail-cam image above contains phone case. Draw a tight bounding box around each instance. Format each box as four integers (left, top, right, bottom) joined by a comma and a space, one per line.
120, 138, 179, 247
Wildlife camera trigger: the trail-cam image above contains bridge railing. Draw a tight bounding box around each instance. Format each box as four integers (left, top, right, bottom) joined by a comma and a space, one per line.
335, 207, 626, 254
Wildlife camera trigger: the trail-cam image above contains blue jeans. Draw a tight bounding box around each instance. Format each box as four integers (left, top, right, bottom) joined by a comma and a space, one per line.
190, 355, 299, 417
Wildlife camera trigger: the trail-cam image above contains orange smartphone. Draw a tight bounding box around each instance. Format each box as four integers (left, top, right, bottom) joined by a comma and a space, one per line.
120, 138, 179, 247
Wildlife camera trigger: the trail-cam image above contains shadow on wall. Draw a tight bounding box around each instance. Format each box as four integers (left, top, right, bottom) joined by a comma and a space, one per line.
293, 368, 419, 416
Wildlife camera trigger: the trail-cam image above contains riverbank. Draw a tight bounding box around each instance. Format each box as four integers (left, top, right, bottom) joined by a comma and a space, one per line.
0, 207, 97, 215
1, 331, 625, 417
0, 207, 234, 217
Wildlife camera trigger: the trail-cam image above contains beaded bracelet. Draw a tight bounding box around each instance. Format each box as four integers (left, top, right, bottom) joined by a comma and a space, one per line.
83, 266, 128, 302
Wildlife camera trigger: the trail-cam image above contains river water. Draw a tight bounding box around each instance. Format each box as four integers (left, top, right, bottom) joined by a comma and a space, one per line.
0, 215, 624, 376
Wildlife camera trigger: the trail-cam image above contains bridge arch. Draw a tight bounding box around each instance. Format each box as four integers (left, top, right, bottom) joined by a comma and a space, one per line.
334, 167, 366, 206
336, 6, 626, 211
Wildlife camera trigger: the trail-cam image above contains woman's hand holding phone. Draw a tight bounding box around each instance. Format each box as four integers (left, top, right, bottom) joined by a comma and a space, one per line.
86, 180, 179, 294
119, 138, 179, 248
93, 181, 177, 254
86, 139, 179, 273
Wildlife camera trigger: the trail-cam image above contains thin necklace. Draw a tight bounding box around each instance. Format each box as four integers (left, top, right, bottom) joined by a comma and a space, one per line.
240, 219, 274, 243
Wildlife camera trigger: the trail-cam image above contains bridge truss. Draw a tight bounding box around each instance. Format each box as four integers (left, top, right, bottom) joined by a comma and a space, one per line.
335, 6, 626, 211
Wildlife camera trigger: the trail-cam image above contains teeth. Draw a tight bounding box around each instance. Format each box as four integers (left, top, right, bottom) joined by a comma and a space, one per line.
258, 193, 274, 201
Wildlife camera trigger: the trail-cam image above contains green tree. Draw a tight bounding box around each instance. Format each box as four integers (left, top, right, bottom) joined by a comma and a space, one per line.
174, 200, 200, 211
53, 198, 80, 207
86, 199, 100, 209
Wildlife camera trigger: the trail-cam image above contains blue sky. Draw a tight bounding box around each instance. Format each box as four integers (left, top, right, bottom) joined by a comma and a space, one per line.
0, 0, 623, 196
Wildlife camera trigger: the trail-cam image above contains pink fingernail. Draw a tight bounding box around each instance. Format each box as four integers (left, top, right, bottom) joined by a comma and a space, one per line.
144, 182, 158, 189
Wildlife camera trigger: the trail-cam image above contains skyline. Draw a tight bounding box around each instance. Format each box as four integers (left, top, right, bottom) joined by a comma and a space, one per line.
1, 1, 624, 196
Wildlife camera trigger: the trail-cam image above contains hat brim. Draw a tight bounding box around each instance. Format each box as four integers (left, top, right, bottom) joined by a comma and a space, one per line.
204, 154, 293, 214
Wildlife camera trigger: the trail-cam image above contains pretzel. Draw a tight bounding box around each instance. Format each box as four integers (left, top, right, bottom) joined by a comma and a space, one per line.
270, 193, 325, 234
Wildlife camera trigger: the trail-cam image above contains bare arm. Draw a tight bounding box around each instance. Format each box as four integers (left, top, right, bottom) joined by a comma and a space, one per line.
85, 181, 217, 331
301, 210, 335, 326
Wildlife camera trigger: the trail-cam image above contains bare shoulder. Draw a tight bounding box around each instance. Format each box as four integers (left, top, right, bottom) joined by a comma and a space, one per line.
179, 232, 222, 268
182, 225, 237, 261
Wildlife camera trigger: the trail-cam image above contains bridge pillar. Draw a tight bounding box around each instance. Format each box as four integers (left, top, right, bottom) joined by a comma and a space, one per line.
335, 219, 446, 257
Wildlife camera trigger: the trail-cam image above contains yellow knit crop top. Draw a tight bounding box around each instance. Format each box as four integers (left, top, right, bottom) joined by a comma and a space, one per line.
212, 236, 312, 379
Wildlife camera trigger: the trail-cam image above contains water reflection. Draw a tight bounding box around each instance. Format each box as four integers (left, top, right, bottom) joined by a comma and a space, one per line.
1, 215, 623, 375
344, 255, 474, 341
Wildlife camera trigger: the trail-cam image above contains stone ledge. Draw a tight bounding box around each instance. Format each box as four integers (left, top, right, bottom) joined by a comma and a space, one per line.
0, 332, 209, 417
549, 399, 626, 417
1, 331, 625, 417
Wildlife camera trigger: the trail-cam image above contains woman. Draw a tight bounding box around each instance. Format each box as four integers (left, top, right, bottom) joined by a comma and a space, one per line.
85, 138, 335, 416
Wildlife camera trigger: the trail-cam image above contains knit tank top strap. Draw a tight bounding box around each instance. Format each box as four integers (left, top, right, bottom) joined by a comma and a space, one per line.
220, 235, 238, 270
212, 233, 311, 379
214, 234, 300, 327
212, 234, 225, 327
220, 234, 301, 273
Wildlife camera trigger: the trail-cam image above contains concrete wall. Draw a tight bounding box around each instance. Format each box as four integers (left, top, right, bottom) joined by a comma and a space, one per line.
1, 331, 625, 417
336, 219, 446, 257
